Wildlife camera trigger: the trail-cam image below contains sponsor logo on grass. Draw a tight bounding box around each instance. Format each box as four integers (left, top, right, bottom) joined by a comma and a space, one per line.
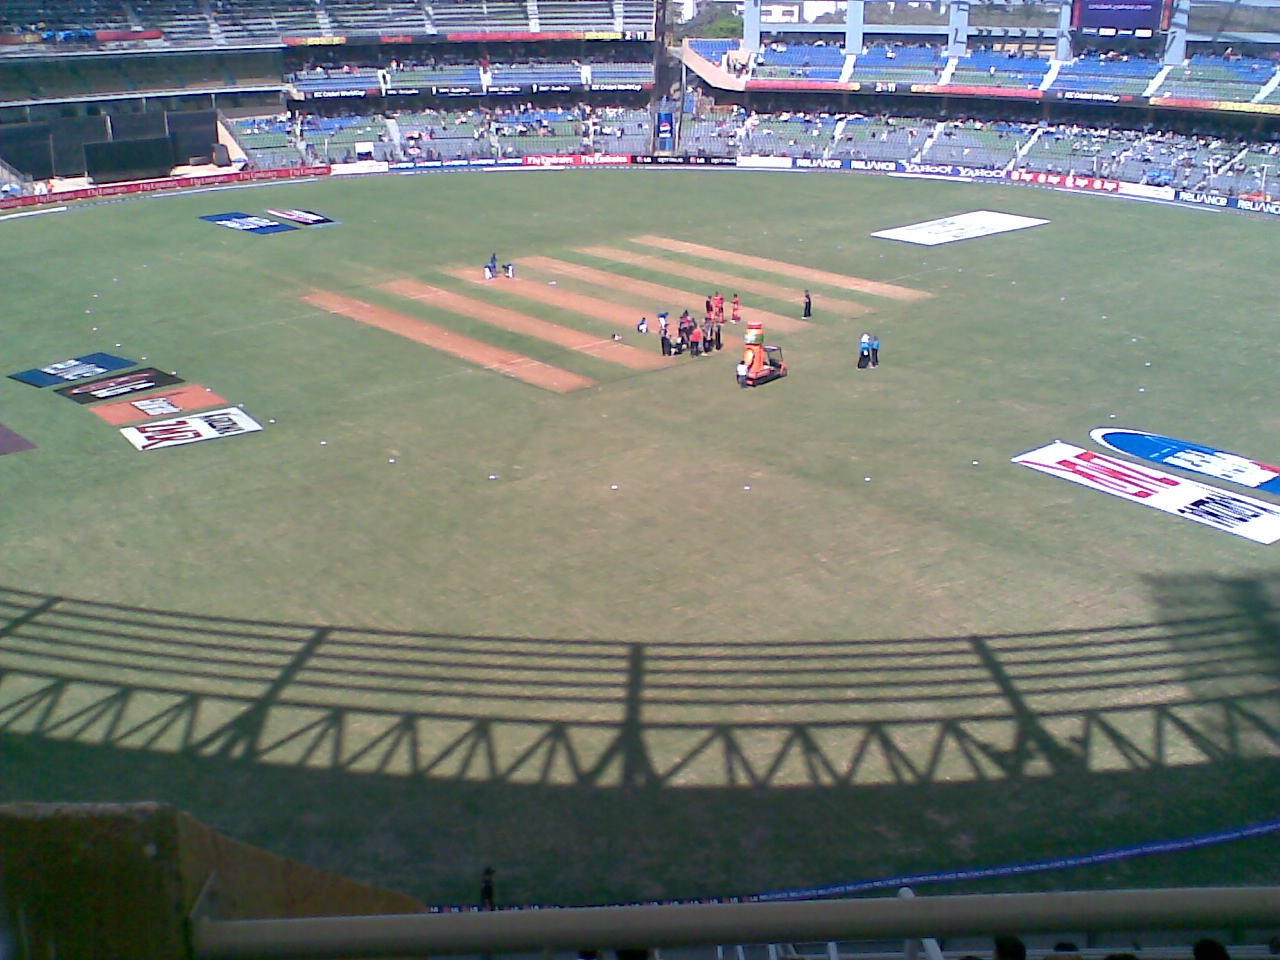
200, 212, 297, 235
91, 385, 227, 425
10, 353, 135, 387
1091, 428, 1280, 494
55, 368, 184, 404
1013, 440, 1280, 544
872, 210, 1049, 246
266, 208, 336, 226
120, 406, 263, 451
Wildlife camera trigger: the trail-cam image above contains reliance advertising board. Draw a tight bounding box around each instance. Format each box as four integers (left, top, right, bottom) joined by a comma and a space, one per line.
1013, 441, 1280, 544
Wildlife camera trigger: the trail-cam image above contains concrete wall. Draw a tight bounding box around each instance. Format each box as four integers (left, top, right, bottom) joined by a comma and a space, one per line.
0, 802, 425, 960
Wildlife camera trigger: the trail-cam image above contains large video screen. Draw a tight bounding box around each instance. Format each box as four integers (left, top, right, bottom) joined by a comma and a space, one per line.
1073, 0, 1171, 32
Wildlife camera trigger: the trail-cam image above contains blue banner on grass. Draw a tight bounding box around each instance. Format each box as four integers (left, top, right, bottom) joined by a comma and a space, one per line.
200, 212, 297, 234
10, 353, 135, 387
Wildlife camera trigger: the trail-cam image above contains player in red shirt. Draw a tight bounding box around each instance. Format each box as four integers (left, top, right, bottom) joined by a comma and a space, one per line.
730, 294, 741, 324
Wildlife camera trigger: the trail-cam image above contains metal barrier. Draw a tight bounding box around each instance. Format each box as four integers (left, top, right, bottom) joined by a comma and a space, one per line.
192, 887, 1280, 960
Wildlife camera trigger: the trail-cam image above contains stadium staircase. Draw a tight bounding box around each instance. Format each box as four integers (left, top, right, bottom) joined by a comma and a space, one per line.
384, 115, 403, 152
315, 0, 335, 36
198, 0, 227, 45
1255, 69, 1280, 102
121, 0, 142, 29
1145, 64, 1173, 97
1010, 127, 1044, 171
913, 121, 946, 162
527, 0, 539, 32
1038, 60, 1062, 91
937, 57, 958, 85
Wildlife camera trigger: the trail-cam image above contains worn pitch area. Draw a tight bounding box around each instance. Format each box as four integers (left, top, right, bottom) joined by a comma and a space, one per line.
577, 245, 875, 317
301, 290, 596, 393
379, 279, 668, 371
634, 236, 932, 302
520, 256, 811, 333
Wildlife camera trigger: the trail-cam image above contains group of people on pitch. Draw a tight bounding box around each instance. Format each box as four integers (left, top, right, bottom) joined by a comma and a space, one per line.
637, 291, 740, 358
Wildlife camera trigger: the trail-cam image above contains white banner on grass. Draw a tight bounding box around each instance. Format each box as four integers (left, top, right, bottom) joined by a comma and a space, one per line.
1012, 440, 1280, 544
872, 210, 1049, 246
121, 406, 263, 451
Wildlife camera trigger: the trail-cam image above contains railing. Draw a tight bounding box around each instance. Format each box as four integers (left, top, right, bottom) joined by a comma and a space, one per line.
192, 888, 1280, 960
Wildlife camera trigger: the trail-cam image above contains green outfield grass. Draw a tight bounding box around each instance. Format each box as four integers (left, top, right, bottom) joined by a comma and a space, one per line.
2, 170, 1278, 905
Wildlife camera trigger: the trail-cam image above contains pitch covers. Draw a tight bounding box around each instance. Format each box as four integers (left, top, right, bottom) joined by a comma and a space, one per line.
1012, 440, 1280, 544
872, 210, 1049, 246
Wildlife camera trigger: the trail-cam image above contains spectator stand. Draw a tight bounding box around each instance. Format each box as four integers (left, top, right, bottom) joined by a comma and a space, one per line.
1051, 53, 1162, 96
833, 115, 928, 163
733, 110, 841, 159
290, 64, 381, 97
211, 0, 323, 44
295, 113, 390, 162
394, 107, 486, 158
920, 119, 1027, 169
428, 0, 529, 34
0, 0, 130, 35
323, 0, 431, 34
754, 41, 845, 82
536, 1, 613, 33
1016, 125, 1143, 177
688, 37, 741, 73
132, 0, 214, 45
949, 49, 1051, 91
227, 114, 304, 167
616, 0, 654, 34
849, 43, 944, 86
385, 59, 483, 91
1152, 54, 1279, 103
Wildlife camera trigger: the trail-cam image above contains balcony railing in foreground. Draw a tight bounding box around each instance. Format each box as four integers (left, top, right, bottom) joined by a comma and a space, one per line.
191, 887, 1280, 960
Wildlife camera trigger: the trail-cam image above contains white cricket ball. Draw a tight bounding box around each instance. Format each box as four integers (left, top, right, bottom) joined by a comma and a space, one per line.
864, 476, 871, 482
85, 309, 91, 314
610, 484, 618, 490
971, 460, 980, 466
1138, 387, 1146, 393
1109, 414, 1117, 419
488, 474, 497, 480
114, 343, 121, 347
268, 419, 276, 424
320, 440, 327, 446
1144, 362, 1151, 366
743, 485, 751, 491
389, 458, 396, 463
92, 327, 98, 331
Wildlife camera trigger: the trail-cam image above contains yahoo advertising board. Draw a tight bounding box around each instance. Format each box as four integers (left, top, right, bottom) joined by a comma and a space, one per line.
1072, 0, 1171, 32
